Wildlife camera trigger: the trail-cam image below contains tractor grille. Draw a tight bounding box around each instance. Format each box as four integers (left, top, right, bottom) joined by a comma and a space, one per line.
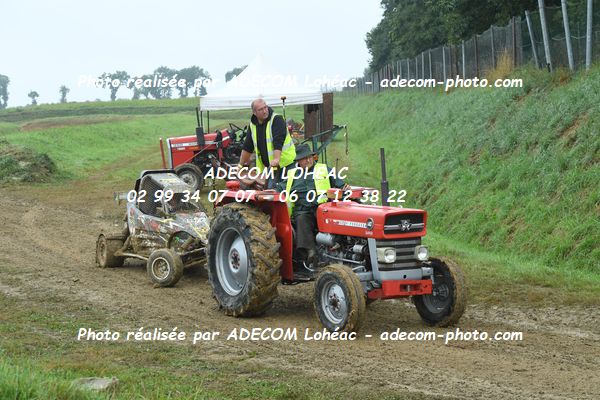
384, 214, 425, 234
376, 238, 422, 271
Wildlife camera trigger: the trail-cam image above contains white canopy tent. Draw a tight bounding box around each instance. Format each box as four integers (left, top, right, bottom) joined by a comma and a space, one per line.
199, 54, 323, 111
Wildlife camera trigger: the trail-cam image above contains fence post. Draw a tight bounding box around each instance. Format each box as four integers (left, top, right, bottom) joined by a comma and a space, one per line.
414, 56, 418, 79
586, 0, 593, 69
421, 52, 425, 79
442, 46, 447, 81
512, 16, 518, 67
491, 26, 496, 69
474, 35, 480, 75
462, 40, 466, 77
451, 45, 458, 77
428, 50, 433, 79
407, 58, 410, 79
561, 0, 575, 70
525, 11, 540, 68
538, 0, 553, 71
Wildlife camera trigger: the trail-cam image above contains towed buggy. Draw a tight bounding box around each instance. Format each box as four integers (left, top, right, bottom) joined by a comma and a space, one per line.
96, 170, 210, 287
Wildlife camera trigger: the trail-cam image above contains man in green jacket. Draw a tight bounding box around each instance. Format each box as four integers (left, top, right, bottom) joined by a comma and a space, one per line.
277, 144, 347, 268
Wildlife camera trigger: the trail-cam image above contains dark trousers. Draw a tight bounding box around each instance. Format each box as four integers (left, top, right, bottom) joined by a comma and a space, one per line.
294, 213, 317, 252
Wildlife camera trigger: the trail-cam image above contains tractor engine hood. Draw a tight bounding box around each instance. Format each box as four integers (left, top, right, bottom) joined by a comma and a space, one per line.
316, 202, 427, 240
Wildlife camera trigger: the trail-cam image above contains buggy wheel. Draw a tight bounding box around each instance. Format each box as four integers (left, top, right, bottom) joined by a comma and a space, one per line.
413, 257, 466, 326
314, 264, 366, 332
207, 204, 281, 317
96, 234, 124, 268
175, 163, 204, 192
146, 249, 184, 287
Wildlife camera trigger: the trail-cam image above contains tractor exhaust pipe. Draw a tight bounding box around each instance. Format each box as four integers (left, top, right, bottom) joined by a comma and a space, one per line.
380, 148, 389, 207
195, 107, 205, 147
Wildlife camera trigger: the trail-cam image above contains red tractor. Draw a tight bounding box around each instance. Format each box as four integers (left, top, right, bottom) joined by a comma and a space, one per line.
160, 110, 247, 192
207, 150, 466, 332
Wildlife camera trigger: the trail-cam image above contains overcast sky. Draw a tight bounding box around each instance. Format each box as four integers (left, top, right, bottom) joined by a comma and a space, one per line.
1, 0, 383, 107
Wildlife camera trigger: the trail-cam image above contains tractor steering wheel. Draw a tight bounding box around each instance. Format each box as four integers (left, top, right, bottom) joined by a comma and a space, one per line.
229, 123, 246, 133
229, 123, 248, 143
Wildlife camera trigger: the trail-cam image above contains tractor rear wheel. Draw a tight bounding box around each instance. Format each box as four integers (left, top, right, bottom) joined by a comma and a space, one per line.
314, 264, 366, 332
146, 248, 184, 287
413, 257, 466, 326
175, 163, 204, 192
207, 204, 281, 317
96, 234, 125, 268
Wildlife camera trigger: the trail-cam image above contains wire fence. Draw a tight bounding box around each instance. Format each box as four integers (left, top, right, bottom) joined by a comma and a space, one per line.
340, 1, 600, 95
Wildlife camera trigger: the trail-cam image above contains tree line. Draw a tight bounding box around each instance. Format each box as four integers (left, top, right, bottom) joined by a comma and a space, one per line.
0, 64, 247, 107
365, 0, 563, 73
97, 66, 210, 101
98, 64, 246, 101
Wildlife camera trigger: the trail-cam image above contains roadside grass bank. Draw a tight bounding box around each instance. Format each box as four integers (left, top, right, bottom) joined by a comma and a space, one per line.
0, 104, 304, 183
334, 64, 599, 274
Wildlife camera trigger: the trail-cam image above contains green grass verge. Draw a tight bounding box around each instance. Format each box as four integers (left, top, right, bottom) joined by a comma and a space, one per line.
0, 292, 439, 400
424, 231, 600, 305
0, 356, 109, 400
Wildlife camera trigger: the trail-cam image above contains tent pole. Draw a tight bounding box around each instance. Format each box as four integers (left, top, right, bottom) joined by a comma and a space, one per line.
281, 96, 287, 120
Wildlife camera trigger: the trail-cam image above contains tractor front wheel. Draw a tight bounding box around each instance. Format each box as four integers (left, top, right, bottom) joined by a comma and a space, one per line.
175, 163, 204, 192
207, 204, 281, 317
413, 257, 466, 326
314, 264, 366, 332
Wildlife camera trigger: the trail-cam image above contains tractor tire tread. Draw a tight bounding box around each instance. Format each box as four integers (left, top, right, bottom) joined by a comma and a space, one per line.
314, 264, 366, 332
208, 204, 281, 317
414, 257, 467, 327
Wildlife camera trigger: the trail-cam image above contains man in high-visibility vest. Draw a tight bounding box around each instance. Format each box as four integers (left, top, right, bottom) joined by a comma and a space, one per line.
277, 144, 347, 269
238, 98, 296, 187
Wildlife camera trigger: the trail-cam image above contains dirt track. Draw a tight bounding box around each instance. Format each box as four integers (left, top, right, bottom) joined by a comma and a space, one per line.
0, 183, 599, 400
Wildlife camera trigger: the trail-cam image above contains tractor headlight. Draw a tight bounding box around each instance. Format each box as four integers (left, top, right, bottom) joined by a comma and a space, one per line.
377, 247, 396, 264
414, 245, 429, 261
